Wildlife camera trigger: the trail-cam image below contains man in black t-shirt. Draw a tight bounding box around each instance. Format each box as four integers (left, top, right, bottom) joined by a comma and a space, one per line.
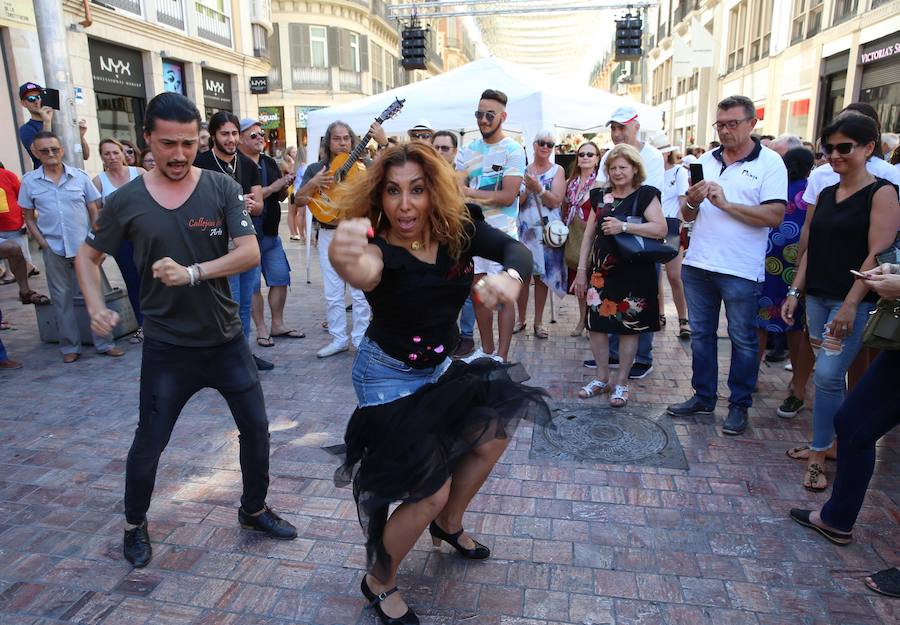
75, 93, 297, 570
194, 112, 274, 371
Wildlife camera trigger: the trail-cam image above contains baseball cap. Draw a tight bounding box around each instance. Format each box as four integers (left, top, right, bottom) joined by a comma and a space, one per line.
607, 105, 639, 126
239, 118, 260, 133
19, 82, 43, 99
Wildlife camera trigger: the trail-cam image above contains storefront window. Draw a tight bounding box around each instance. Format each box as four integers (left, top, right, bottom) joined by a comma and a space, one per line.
96, 93, 145, 148
860, 84, 899, 133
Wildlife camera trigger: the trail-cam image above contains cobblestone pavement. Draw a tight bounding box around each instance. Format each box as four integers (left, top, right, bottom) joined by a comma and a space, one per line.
0, 234, 897, 625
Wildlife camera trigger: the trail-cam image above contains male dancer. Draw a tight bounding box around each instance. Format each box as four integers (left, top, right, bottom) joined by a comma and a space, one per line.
194, 112, 273, 370
75, 92, 297, 569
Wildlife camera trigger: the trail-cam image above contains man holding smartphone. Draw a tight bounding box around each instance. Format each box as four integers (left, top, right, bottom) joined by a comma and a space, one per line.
18, 82, 90, 170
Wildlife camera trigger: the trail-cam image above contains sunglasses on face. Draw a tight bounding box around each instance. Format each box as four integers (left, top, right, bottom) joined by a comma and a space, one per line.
433, 145, 453, 152
577, 151, 597, 158
712, 118, 752, 131
36, 147, 60, 155
25, 95, 41, 103
822, 142, 858, 156
474, 111, 497, 123
124, 148, 135, 155
536, 140, 555, 149
248, 132, 264, 140
410, 132, 432, 140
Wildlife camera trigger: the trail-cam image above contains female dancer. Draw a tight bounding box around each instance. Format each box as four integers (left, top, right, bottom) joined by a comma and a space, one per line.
328, 142, 550, 624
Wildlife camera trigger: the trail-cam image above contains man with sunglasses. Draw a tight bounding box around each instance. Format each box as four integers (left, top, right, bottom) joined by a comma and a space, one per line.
454, 89, 525, 362
18, 82, 90, 170
407, 120, 434, 143
19, 131, 123, 363
667, 95, 787, 436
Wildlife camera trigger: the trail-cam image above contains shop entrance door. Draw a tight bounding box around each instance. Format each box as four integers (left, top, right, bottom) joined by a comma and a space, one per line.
96, 92, 146, 148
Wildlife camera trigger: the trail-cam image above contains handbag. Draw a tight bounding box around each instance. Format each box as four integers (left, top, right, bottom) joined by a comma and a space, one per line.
611, 190, 679, 264
564, 214, 586, 268
862, 298, 900, 350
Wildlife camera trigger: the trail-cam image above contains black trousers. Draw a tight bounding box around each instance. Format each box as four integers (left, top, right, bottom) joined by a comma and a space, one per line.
124, 335, 270, 525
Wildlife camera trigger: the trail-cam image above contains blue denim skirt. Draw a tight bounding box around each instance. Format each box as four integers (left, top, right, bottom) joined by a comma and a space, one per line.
351, 336, 450, 408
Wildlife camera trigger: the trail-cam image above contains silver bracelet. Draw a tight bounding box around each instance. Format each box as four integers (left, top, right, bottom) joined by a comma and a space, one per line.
185, 265, 196, 286
787, 287, 801, 298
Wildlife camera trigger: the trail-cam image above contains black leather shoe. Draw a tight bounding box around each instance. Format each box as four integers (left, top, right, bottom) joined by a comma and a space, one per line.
123, 521, 152, 568
722, 405, 748, 435
666, 395, 716, 417
429, 521, 490, 559
238, 505, 297, 539
361, 576, 419, 625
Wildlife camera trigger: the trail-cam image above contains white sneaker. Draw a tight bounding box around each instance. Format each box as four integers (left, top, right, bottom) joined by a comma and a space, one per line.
461, 348, 504, 364
317, 340, 349, 358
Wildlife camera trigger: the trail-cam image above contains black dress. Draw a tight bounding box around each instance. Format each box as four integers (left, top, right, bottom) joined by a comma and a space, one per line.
329, 204, 552, 574
585, 185, 661, 335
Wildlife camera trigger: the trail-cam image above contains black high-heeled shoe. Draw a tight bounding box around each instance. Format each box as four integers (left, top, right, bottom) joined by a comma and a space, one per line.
360, 576, 419, 625
429, 520, 490, 559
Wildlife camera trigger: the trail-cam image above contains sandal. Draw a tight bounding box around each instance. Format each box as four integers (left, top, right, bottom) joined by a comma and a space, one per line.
19, 290, 50, 305
569, 322, 584, 337
256, 336, 274, 348
578, 379, 609, 398
610, 384, 629, 408
128, 328, 144, 344
803, 462, 827, 492
512, 321, 527, 334
786, 445, 837, 462
789, 509, 852, 546
677, 318, 691, 338
533, 326, 548, 339
272, 329, 306, 339
659, 315, 667, 327
865, 567, 900, 598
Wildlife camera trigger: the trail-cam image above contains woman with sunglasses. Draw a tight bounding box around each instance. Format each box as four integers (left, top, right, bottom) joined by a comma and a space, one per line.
327, 143, 550, 624
515, 131, 567, 339
92, 138, 147, 343
562, 141, 602, 336
782, 113, 900, 491
120, 139, 142, 168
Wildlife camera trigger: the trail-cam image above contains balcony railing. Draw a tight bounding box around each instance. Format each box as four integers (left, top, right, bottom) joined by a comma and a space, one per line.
195, 3, 232, 47
101, 0, 142, 15
249, 0, 272, 24
292, 66, 330, 89
157, 0, 185, 30
339, 69, 362, 91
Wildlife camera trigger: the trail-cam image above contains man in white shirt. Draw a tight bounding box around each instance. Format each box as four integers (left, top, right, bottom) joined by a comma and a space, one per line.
666, 95, 787, 436
587, 106, 665, 378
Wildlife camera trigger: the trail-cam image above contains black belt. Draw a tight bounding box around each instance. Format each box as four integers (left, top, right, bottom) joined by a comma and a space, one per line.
317, 222, 337, 230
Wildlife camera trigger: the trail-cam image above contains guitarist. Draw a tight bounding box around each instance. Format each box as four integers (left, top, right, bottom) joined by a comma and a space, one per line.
295, 119, 387, 358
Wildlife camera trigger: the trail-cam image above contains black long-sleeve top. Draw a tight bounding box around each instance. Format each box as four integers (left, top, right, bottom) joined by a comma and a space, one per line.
365, 203, 532, 368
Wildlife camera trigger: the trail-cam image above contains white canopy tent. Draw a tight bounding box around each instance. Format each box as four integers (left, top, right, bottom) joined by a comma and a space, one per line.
305, 57, 663, 161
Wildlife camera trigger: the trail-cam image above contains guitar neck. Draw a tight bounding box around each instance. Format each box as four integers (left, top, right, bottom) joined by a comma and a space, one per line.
336, 116, 383, 178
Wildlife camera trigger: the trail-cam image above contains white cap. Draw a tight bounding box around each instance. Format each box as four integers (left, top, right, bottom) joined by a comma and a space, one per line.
408, 119, 433, 132
607, 105, 639, 126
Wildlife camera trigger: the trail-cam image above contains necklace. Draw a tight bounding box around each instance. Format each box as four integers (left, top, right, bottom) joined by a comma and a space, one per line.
387, 232, 424, 251
212, 152, 236, 179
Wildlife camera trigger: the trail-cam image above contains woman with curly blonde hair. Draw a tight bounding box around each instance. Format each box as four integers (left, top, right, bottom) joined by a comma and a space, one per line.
571, 143, 667, 407
327, 142, 551, 625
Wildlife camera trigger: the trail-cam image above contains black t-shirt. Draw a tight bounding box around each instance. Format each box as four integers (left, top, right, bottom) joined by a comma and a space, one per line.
365, 204, 532, 369
85, 170, 257, 346
255, 153, 283, 236
194, 150, 260, 194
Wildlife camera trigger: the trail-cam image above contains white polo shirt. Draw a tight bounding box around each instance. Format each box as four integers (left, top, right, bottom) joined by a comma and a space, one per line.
802, 157, 900, 205
662, 165, 689, 218
597, 141, 665, 195
683, 140, 788, 282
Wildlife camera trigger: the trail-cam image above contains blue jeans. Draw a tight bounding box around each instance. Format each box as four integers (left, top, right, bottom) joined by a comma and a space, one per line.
682, 265, 760, 408
805, 295, 875, 451
352, 337, 450, 407
0, 308, 7, 362
610, 263, 658, 365
459, 296, 475, 340
228, 265, 262, 341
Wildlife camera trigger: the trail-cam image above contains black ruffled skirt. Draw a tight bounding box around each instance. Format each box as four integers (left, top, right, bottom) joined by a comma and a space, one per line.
328, 357, 552, 572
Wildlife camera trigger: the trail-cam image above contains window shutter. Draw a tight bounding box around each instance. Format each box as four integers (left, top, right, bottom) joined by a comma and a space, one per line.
299, 25, 311, 67
360, 35, 369, 72
328, 26, 341, 67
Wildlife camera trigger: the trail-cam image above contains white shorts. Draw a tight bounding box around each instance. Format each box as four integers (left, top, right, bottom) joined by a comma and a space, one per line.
474, 257, 503, 275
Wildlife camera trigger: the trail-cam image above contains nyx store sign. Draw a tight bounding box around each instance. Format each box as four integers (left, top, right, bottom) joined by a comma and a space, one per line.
88, 39, 145, 99
202, 68, 233, 110
249, 76, 269, 94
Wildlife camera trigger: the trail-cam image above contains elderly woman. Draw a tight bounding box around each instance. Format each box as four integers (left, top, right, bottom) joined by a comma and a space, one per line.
328, 142, 550, 625
782, 113, 900, 490
563, 141, 602, 336
571, 143, 667, 407
515, 131, 568, 338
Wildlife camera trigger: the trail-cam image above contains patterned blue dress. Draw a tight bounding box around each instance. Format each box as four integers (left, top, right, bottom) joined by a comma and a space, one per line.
517, 163, 568, 297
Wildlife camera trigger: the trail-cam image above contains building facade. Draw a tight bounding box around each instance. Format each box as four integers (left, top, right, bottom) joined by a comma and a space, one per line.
645, 0, 900, 148
2, 0, 272, 177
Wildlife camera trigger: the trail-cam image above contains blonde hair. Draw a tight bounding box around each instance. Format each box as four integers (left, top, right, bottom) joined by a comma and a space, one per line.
603, 143, 646, 187
99, 137, 128, 167
335, 143, 472, 259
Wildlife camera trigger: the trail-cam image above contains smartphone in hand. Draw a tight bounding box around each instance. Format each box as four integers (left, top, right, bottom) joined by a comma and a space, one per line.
41, 88, 60, 110
849, 269, 869, 279
689, 163, 704, 185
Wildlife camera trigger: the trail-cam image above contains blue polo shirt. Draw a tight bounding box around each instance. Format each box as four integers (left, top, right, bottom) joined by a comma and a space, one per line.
18, 164, 101, 258
18, 119, 44, 170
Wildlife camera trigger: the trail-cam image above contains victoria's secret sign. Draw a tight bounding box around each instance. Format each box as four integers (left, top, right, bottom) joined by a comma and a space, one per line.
860, 35, 900, 65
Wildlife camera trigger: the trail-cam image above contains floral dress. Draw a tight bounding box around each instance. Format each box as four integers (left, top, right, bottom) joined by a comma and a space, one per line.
517, 163, 568, 297
585, 185, 661, 335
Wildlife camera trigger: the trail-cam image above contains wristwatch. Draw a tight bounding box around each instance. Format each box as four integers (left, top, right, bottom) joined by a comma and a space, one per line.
622, 223, 628, 233
504, 268, 524, 284
685, 201, 698, 211
787, 287, 801, 298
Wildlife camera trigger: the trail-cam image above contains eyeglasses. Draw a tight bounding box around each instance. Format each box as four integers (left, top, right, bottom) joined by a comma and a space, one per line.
474, 111, 497, 123
536, 140, 555, 149
577, 152, 597, 158
410, 132, 433, 140
248, 132, 264, 140
822, 142, 858, 156
36, 147, 60, 155
433, 145, 453, 152
24, 95, 41, 103
712, 118, 752, 131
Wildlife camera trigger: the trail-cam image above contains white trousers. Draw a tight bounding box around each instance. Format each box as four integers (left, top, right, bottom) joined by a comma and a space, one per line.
317, 227, 370, 346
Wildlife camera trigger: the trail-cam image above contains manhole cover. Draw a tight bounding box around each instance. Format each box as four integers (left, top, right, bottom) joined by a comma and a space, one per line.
531, 402, 688, 469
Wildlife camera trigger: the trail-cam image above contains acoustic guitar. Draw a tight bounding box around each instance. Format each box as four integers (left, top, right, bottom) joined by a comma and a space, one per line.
308, 98, 405, 224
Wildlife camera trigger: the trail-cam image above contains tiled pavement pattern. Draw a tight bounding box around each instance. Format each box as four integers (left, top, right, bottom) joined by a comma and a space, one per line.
0, 233, 898, 625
